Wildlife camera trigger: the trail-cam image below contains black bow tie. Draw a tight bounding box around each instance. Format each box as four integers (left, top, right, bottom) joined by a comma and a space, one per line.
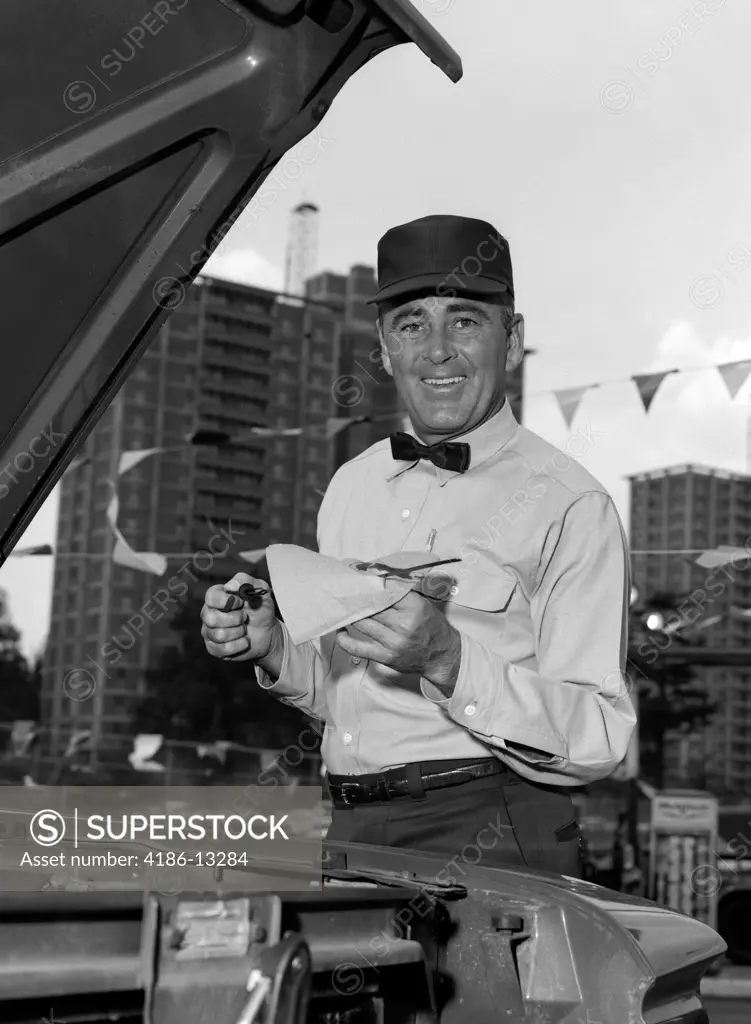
389, 431, 471, 473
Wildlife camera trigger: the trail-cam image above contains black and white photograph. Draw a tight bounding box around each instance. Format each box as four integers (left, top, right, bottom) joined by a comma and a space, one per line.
0, 1, 749, 1021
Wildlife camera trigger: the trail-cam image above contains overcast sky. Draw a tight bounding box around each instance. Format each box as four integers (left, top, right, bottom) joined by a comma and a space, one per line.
4, 0, 751, 659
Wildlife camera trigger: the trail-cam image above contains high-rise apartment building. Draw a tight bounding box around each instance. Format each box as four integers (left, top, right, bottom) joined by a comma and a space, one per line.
41, 269, 393, 764
629, 464, 751, 795
42, 278, 279, 766
42, 269, 529, 767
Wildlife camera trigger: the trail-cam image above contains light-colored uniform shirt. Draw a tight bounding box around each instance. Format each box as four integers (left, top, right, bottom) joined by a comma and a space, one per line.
257, 400, 636, 787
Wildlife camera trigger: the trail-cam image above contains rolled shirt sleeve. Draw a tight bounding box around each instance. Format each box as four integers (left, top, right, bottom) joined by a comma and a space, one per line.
251, 486, 337, 723
255, 624, 329, 722
421, 491, 636, 785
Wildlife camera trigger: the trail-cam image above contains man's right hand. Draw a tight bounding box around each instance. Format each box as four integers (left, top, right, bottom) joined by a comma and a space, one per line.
201, 573, 280, 663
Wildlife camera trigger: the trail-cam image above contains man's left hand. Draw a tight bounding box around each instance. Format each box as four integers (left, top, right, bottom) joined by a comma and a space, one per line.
334, 591, 462, 694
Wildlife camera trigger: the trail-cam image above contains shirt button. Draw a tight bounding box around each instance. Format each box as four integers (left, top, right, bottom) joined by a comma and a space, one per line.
401, 509, 411, 519
343, 732, 353, 745
464, 703, 477, 717
351, 657, 361, 665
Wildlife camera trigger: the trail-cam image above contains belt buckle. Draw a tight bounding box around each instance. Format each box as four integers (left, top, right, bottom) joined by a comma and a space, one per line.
339, 783, 361, 806
383, 779, 401, 800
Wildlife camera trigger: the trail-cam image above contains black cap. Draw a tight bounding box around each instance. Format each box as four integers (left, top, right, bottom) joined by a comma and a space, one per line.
368, 214, 513, 305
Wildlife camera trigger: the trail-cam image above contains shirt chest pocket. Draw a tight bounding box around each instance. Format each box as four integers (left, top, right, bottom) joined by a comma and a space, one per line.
370, 565, 521, 709
419, 564, 519, 614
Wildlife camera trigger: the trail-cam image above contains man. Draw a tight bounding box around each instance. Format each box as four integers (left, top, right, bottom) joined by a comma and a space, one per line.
201, 214, 636, 877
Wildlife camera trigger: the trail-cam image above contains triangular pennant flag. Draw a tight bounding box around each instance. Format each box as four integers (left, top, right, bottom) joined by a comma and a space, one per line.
13, 544, 53, 556
106, 493, 167, 576
250, 426, 304, 438
695, 545, 749, 569
238, 548, 267, 564
553, 386, 589, 428
64, 729, 91, 758
64, 456, 90, 475
196, 740, 232, 764
128, 734, 166, 771
112, 534, 166, 575
260, 750, 281, 772
694, 614, 722, 630
322, 415, 369, 439
10, 721, 36, 757
632, 371, 675, 412
324, 417, 357, 438
118, 447, 166, 477
717, 359, 751, 400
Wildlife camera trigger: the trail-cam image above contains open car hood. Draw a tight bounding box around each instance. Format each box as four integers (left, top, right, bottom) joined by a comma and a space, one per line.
0, 841, 725, 1023
0, 0, 461, 561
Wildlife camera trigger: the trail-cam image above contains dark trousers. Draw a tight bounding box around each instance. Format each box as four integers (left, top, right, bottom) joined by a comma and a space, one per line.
326, 760, 583, 878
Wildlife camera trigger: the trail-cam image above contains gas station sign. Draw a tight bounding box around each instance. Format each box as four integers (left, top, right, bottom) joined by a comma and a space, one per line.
649, 790, 719, 930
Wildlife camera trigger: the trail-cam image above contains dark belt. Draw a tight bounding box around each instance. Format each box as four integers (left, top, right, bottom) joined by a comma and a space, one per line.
327, 758, 505, 807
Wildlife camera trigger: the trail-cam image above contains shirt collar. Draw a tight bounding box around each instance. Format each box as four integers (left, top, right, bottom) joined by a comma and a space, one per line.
384, 399, 519, 482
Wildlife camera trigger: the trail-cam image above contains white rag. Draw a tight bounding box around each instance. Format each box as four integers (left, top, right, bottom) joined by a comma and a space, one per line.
265, 545, 457, 644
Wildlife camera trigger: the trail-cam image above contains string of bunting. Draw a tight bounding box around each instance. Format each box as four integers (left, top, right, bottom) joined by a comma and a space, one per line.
40, 415, 380, 576
57, 355, 751, 459
0, 721, 320, 779
10, 360, 751, 576
65, 413, 380, 476
545, 357, 751, 427
11, 532, 751, 585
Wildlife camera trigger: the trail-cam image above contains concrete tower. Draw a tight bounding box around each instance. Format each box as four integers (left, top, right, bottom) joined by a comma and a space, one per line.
283, 201, 320, 303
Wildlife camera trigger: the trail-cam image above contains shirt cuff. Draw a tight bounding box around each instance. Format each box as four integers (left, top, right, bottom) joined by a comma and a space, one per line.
421, 630, 566, 762
420, 630, 498, 726
254, 624, 292, 692
420, 628, 461, 706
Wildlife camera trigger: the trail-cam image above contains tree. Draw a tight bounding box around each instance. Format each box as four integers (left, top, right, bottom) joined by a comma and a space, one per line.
0, 621, 40, 722
628, 590, 717, 789
134, 594, 315, 751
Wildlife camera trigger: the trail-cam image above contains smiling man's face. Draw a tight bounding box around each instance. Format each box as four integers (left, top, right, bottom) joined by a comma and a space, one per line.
377, 292, 524, 444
